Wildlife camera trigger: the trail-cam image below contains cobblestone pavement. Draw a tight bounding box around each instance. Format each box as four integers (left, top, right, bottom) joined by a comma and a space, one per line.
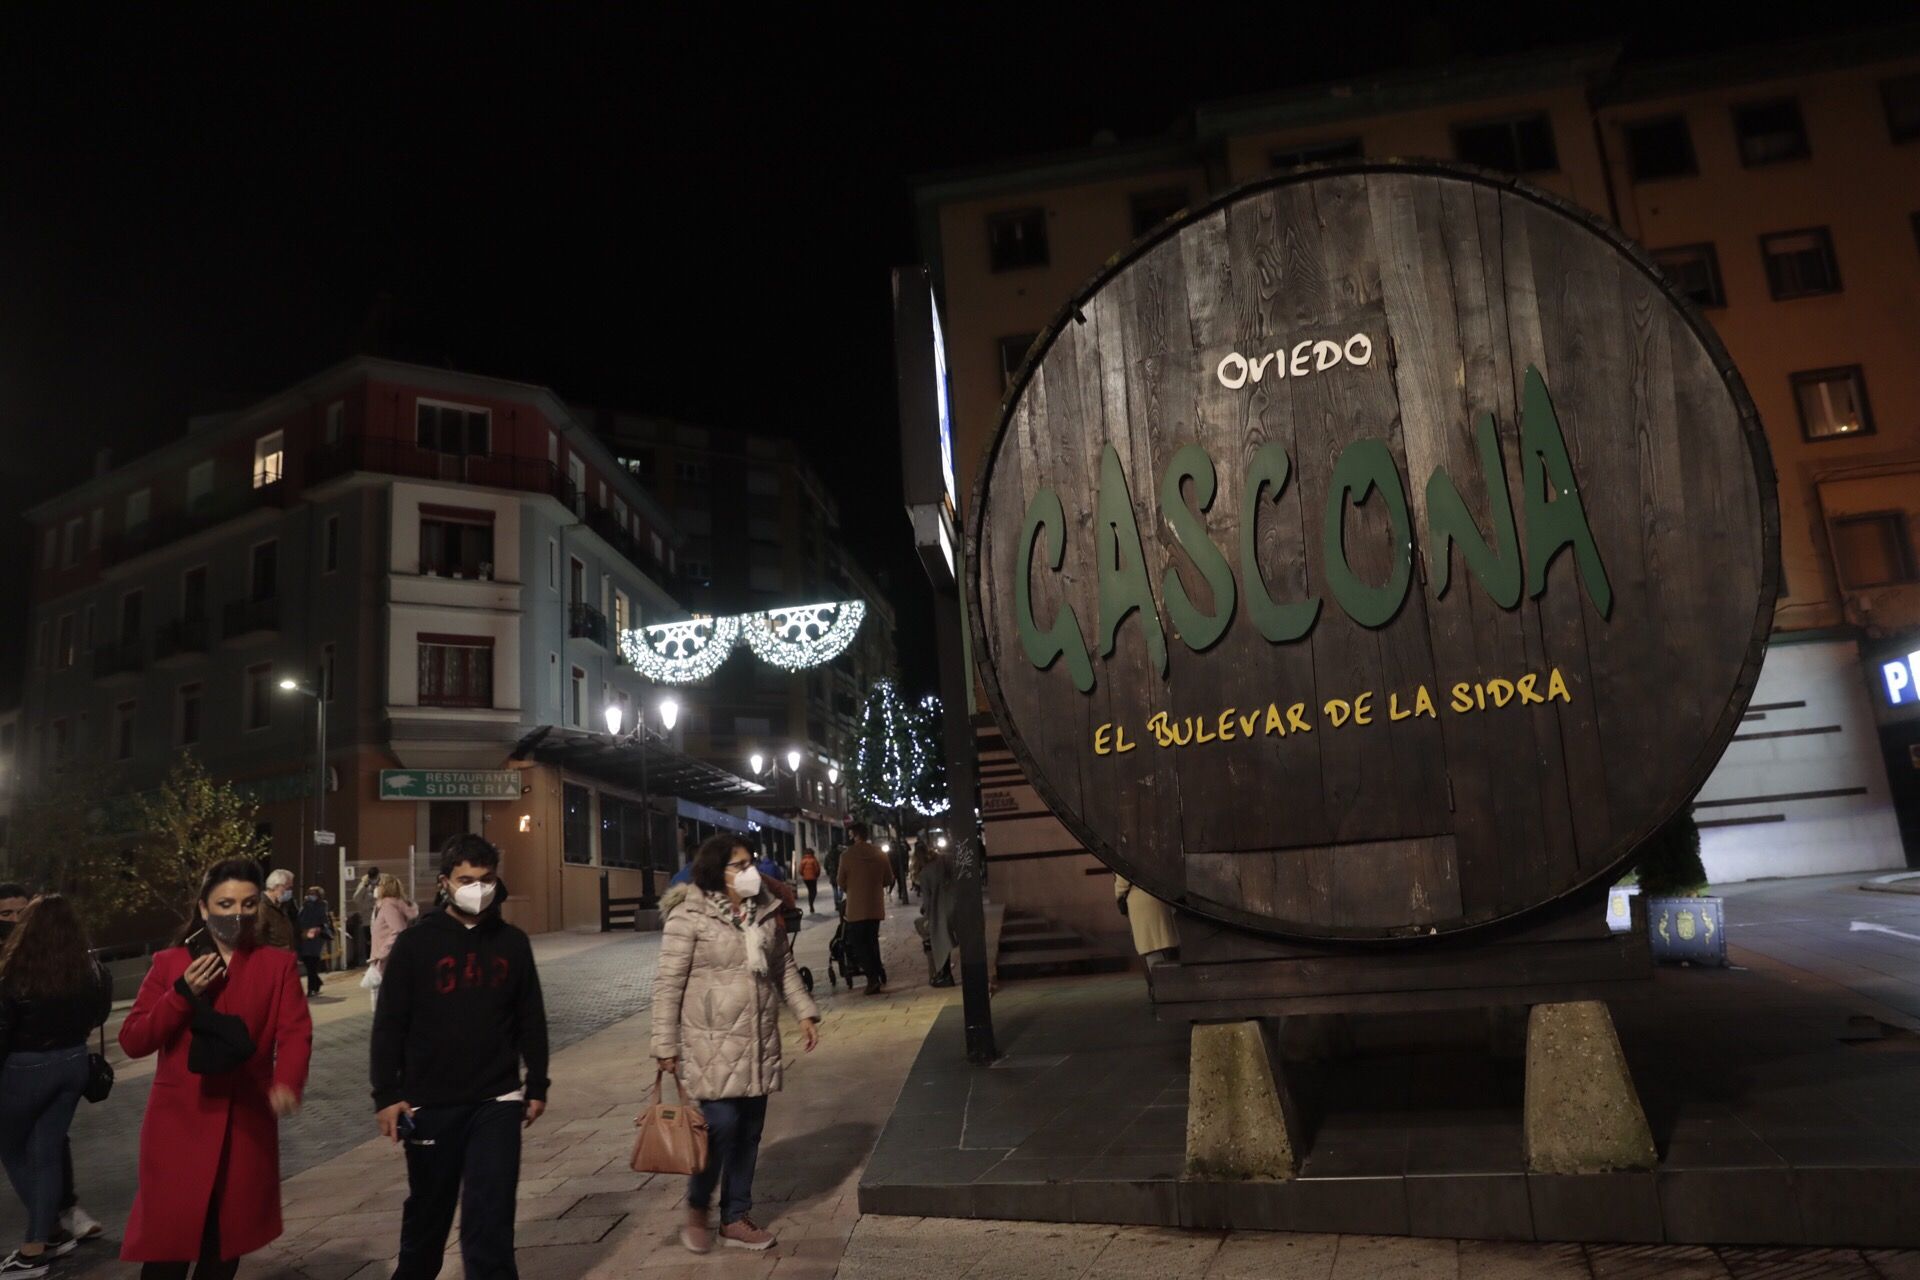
0, 927, 663, 1252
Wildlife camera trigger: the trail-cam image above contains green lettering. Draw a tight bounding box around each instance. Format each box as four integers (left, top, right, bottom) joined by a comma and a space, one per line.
1323, 438, 1413, 629
1520, 366, 1612, 618
1015, 487, 1095, 692
1160, 444, 1236, 652
1096, 445, 1167, 676
1426, 412, 1522, 608
1240, 442, 1321, 643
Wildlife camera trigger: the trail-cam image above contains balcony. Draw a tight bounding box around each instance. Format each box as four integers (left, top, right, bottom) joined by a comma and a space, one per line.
92, 639, 147, 682
569, 602, 609, 648
309, 438, 577, 509
222, 596, 281, 642
154, 616, 211, 665
585, 504, 687, 599
102, 481, 289, 568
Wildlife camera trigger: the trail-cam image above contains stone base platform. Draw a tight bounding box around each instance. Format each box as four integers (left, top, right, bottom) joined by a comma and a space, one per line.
858, 965, 1920, 1247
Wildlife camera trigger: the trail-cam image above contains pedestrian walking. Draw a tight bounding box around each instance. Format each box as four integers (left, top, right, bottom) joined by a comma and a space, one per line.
652, 835, 821, 1254
348, 866, 381, 970
796, 848, 821, 914
915, 844, 958, 988
296, 887, 332, 997
365, 875, 418, 1011
0, 884, 104, 1256
838, 823, 893, 995
1115, 875, 1179, 968
255, 871, 297, 952
119, 859, 313, 1280
888, 839, 911, 906
0, 894, 113, 1279
372, 834, 549, 1280
823, 844, 844, 908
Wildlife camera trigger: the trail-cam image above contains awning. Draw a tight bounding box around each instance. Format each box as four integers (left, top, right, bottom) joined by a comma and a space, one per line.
510, 726, 768, 809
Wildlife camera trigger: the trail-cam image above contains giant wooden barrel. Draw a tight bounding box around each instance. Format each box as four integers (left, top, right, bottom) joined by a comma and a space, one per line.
968, 161, 1777, 942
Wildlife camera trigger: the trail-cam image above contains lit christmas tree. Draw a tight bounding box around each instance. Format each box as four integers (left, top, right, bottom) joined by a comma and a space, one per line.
912, 693, 951, 818
852, 679, 918, 818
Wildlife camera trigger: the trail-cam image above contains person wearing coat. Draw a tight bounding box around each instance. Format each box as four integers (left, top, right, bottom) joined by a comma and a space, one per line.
796, 849, 821, 914
1115, 875, 1179, 966
914, 844, 957, 988
255, 870, 297, 953
365, 876, 418, 1011
295, 887, 332, 998
120, 858, 313, 1280
836, 824, 893, 995
652, 835, 820, 1256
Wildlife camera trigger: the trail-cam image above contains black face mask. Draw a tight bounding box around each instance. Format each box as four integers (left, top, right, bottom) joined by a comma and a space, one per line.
205, 912, 256, 948
0, 920, 14, 943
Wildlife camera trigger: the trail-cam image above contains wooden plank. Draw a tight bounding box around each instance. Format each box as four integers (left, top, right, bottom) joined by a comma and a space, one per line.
1147, 935, 1651, 1002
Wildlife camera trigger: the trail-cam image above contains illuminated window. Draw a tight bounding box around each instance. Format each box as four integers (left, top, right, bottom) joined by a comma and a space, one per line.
419, 638, 493, 708
1734, 98, 1808, 166
1651, 244, 1725, 308
987, 208, 1048, 271
1792, 366, 1873, 441
1762, 228, 1840, 299
1832, 514, 1915, 588
252, 431, 284, 489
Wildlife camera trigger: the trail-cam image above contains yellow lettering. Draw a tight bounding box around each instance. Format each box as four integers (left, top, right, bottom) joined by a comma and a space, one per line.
1474, 682, 1488, 711
1147, 711, 1173, 748
1240, 710, 1260, 737
1094, 723, 1113, 755
1451, 682, 1474, 713
1548, 667, 1571, 703
1390, 692, 1411, 721
1488, 678, 1515, 708
1414, 685, 1437, 718
1195, 716, 1218, 744
1217, 709, 1237, 742
1516, 674, 1543, 704
1115, 723, 1136, 753
1171, 717, 1194, 746
1288, 702, 1313, 733
1324, 699, 1351, 728
1353, 692, 1373, 726
1266, 703, 1286, 735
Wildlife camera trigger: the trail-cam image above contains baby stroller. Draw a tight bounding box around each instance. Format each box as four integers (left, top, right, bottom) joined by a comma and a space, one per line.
826, 898, 885, 990
779, 899, 814, 995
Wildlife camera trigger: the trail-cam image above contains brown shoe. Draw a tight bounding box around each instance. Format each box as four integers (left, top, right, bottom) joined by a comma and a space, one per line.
681, 1210, 713, 1254
720, 1217, 776, 1251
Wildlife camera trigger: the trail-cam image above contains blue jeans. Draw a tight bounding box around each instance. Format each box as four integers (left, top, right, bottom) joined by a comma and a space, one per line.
687, 1096, 768, 1225
0, 1046, 89, 1244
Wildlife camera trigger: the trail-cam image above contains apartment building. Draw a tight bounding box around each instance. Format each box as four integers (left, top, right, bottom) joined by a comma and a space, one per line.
917, 30, 1920, 943
16, 356, 762, 936
580, 410, 900, 855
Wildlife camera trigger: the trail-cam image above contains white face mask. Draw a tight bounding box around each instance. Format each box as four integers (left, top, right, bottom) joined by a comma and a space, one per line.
451, 881, 497, 915
731, 867, 762, 899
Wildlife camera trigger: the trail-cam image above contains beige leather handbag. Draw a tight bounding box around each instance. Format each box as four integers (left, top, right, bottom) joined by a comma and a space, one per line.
632, 1068, 709, 1175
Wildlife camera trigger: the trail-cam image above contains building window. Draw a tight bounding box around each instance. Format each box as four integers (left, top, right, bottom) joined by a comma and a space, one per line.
997, 333, 1038, 392
1271, 137, 1362, 169
250, 540, 278, 601
548, 538, 559, 590
182, 565, 207, 618
81, 604, 94, 655
1622, 115, 1696, 182
987, 207, 1049, 271
55, 614, 74, 669
88, 509, 101, 551
322, 515, 340, 573
570, 666, 587, 728
567, 456, 586, 512
61, 518, 83, 567
1452, 113, 1558, 174
1832, 514, 1916, 588
187, 459, 215, 510
416, 400, 490, 456
252, 431, 284, 489
675, 459, 710, 485
1882, 73, 1920, 143
125, 487, 150, 531
1734, 98, 1808, 166
1129, 186, 1188, 238
244, 664, 273, 731
114, 701, 137, 762
1651, 243, 1725, 308
747, 468, 780, 497
749, 564, 783, 594
563, 783, 593, 865
177, 683, 203, 746
569, 557, 585, 605
420, 516, 494, 577
1791, 366, 1874, 441
324, 401, 345, 445
684, 559, 713, 588
418, 637, 494, 708
119, 590, 144, 646
1762, 228, 1840, 299
612, 589, 631, 634
747, 516, 780, 544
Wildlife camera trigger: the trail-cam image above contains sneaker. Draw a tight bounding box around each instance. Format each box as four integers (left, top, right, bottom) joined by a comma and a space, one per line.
0, 1250, 50, 1278
58, 1206, 102, 1241
45, 1232, 76, 1259
720, 1217, 775, 1251
680, 1215, 712, 1255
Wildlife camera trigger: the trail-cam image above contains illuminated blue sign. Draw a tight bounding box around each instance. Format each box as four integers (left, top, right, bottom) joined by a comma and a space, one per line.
1885, 650, 1920, 706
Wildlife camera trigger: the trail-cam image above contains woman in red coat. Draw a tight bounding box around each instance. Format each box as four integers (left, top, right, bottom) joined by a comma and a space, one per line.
119, 859, 313, 1279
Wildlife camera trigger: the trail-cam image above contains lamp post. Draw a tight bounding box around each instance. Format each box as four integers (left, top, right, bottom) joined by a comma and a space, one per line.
747, 747, 812, 863
605, 694, 679, 907
278, 671, 327, 908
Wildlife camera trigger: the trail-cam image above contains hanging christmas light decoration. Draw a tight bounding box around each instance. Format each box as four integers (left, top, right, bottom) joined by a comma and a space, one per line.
741, 599, 867, 671
619, 614, 742, 684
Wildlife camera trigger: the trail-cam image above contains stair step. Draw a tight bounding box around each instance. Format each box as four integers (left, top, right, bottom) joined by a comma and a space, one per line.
998, 948, 1131, 979
999, 919, 1064, 936
998, 930, 1090, 951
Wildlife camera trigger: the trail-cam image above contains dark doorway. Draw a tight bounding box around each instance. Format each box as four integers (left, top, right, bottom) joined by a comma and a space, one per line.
428, 800, 469, 858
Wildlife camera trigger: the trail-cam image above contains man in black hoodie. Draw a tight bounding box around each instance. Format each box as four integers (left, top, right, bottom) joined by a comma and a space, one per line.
371, 835, 549, 1280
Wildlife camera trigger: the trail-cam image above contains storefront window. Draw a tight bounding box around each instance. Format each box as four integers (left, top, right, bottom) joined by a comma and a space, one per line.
563, 783, 593, 864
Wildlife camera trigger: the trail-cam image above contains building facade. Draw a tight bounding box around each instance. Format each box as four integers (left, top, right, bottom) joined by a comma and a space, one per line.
580, 410, 900, 856
917, 31, 1920, 942
16, 356, 761, 938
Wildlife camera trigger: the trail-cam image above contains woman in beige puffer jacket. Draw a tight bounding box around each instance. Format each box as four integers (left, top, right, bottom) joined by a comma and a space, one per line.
652, 836, 820, 1255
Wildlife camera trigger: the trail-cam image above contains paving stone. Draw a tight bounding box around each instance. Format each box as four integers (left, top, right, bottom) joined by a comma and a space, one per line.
1456, 1240, 1590, 1279
1327, 1233, 1459, 1279
1206, 1231, 1341, 1278
1587, 1243, 1732, 1278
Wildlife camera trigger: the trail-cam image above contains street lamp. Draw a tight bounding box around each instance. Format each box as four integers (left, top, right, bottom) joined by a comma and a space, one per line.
277, 672, 327, 920
786, 747, 803, 773
827, 764, 839, 785
748, 751, 766, 776
604, 695, 682, 907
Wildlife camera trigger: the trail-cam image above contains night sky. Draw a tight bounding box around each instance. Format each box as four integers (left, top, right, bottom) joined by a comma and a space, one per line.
1, 3, 1906, 703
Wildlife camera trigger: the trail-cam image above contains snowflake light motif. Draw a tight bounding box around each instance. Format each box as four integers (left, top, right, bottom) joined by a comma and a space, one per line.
619, 615, 741, 685
741, 600, 867, 672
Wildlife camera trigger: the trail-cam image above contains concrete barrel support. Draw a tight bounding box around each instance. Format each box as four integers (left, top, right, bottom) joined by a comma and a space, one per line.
1523, 1000, 1657, 1174
1185, 1020, 1301, 1180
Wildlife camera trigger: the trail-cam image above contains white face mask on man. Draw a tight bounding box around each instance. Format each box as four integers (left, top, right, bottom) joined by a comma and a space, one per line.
731, 866, 763, 899
451, 880, 498, 915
